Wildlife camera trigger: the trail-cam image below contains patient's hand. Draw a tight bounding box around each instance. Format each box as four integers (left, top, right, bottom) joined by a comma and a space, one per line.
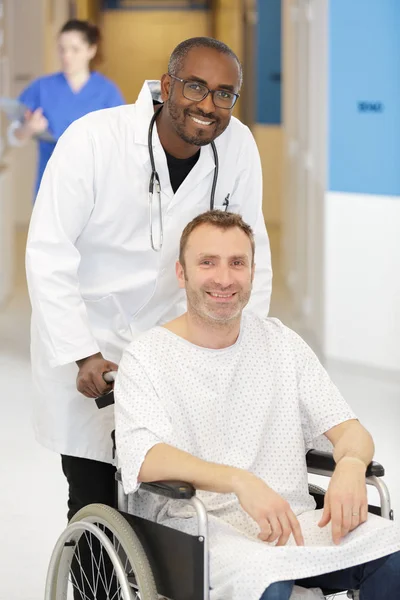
318, 457, 368, 545
233, 473, 304, 547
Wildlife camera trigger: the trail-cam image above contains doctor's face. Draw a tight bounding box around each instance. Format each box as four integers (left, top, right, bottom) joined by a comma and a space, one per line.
177, 224, 254, 323
162, 47, 241, 146
58, 31, 97, 76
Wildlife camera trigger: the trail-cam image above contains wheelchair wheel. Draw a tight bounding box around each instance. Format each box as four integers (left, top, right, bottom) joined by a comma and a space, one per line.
45, 503, 158, 600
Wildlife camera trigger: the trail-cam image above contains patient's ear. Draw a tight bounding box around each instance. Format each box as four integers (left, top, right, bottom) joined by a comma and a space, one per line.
176, 260, 186, 289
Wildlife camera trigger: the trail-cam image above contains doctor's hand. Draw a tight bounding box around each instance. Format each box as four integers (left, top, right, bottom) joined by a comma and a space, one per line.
318, 457, 368, 545
76, 352, 118, 398
23, 108, 48, 136
233, 472, 304, 547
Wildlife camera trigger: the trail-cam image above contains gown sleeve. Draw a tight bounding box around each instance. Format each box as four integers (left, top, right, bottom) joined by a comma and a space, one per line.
286, 327, 357, 445
114, 345, 174, 494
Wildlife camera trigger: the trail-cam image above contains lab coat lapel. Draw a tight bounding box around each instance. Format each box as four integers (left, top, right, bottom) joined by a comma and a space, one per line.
134, 81, 174, 201
134, 80, 160, 147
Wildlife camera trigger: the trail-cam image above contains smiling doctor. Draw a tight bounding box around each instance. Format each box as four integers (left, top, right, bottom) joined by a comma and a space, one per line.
26, 37, 272, 525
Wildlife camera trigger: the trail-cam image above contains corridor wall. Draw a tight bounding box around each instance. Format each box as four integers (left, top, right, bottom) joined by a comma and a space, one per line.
325, 0, 400, 372
253, 0, 283, 227
282, 0, 400, 373
99, 2, 210, 103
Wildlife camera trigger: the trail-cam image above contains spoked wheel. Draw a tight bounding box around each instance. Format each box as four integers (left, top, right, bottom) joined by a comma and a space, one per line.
45, 504, 158, 600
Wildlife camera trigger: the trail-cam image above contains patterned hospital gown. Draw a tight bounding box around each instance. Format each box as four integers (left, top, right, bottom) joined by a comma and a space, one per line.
114, 314, 400, 600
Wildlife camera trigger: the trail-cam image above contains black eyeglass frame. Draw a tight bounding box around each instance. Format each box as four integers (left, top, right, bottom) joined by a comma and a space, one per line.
168, 73, 240, 109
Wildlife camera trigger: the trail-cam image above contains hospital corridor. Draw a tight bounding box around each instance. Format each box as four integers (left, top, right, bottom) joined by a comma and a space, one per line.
1, 1, 400, 600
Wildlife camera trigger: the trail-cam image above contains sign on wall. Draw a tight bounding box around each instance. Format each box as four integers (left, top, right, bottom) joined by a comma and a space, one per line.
102, 0, 210, 9
329, 0, 400, 196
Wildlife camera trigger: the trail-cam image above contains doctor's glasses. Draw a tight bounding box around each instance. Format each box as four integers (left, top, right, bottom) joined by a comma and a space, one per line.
168, 74, 240, 109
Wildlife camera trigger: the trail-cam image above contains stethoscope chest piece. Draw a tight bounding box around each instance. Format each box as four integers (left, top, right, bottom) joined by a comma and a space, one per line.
149, 166, 163, 252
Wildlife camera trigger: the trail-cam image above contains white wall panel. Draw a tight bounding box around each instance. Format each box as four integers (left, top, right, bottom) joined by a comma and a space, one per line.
325, 191, 400, 372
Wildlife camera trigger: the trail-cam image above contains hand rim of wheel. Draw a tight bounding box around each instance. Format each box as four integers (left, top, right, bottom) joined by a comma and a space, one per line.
44, 503, 158, 600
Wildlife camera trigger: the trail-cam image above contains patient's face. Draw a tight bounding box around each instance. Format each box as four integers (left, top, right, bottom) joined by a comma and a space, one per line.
178, 224, 254, 323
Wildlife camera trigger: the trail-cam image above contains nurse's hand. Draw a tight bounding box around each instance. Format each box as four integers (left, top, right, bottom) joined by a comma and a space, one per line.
76, 352, 119, 398
23, 108, 48, 136
318, 457, 368, 545
233, 472, 304, 547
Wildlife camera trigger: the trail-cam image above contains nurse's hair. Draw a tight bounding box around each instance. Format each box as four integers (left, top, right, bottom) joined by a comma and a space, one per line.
179, 210, 255, 267
59, 19, 101, 47
168, 37, 243, 89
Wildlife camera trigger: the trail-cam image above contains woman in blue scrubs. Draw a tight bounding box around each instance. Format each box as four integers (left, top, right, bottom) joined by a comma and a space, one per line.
9, 19, 124, 198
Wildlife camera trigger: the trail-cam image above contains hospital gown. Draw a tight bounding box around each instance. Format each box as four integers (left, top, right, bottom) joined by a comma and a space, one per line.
115, 314, 400, 600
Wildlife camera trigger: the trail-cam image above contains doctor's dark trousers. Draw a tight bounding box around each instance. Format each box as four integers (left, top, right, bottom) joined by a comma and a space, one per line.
61, 455, 117, 600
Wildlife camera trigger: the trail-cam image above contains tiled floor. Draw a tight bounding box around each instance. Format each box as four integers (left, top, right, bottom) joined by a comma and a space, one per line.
0, 226, 399, 599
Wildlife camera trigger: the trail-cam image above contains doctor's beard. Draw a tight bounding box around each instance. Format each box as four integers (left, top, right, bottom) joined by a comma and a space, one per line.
167, 99, 229, 146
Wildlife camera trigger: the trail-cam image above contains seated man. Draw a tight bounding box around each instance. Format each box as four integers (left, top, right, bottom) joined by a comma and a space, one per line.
114, 210, 400, 600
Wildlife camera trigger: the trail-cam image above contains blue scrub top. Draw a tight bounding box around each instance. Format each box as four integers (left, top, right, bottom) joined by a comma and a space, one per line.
19, 71, 125, 196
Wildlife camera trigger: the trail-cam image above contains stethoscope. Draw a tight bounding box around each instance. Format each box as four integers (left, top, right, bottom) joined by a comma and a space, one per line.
148, 104, 227, 252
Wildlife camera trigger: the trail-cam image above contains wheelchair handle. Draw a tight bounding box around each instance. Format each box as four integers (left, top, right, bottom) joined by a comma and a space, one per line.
94, 370, 117, 409
103, 371, 117, 384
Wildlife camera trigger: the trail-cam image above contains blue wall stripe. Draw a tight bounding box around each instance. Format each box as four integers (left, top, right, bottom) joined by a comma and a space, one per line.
329, 0, 400, 196
256, 0, 282, 125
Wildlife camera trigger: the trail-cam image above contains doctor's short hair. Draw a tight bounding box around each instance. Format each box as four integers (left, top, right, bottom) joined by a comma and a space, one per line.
179, 210, 255, 267
168, 37, 243, 88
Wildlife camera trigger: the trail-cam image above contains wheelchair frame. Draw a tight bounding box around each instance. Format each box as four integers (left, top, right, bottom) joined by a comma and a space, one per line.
47, 373, 395, 600
113, 447, 393, 600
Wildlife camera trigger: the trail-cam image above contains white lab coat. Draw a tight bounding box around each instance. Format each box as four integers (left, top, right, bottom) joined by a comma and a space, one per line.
26, 80, 272, 462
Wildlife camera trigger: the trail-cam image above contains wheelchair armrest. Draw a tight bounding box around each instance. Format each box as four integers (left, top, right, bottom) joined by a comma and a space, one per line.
306, 449, 385, 478
115, 470, 195, 500
141, 481, 196, 500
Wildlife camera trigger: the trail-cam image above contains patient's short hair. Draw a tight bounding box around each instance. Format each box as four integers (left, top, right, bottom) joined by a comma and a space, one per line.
179, 210, 255, 266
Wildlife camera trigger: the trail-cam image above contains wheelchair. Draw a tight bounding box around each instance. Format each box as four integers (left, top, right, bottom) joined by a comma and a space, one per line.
44, 389, 394, 600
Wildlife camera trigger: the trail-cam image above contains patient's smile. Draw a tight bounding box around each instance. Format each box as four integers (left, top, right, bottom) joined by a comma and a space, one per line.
208, 292, 235, 297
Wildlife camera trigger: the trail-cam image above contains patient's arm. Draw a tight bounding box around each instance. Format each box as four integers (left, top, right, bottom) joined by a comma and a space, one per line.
139, 443, 241, 493
325, 418, 374, 468
139, 443, 304, 547
319, 419, 374, 544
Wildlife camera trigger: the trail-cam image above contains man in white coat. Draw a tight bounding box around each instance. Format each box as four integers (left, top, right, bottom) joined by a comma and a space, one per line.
26, 38, 272, 529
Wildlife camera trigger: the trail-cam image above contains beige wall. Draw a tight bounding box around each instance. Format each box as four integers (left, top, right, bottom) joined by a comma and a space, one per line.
212, 0, 243, 121
212, 0, 243, 60
99, 10, 210, 103
76, 0, 99, 21
253, 124, 283, 226
45, 0, 70, 73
